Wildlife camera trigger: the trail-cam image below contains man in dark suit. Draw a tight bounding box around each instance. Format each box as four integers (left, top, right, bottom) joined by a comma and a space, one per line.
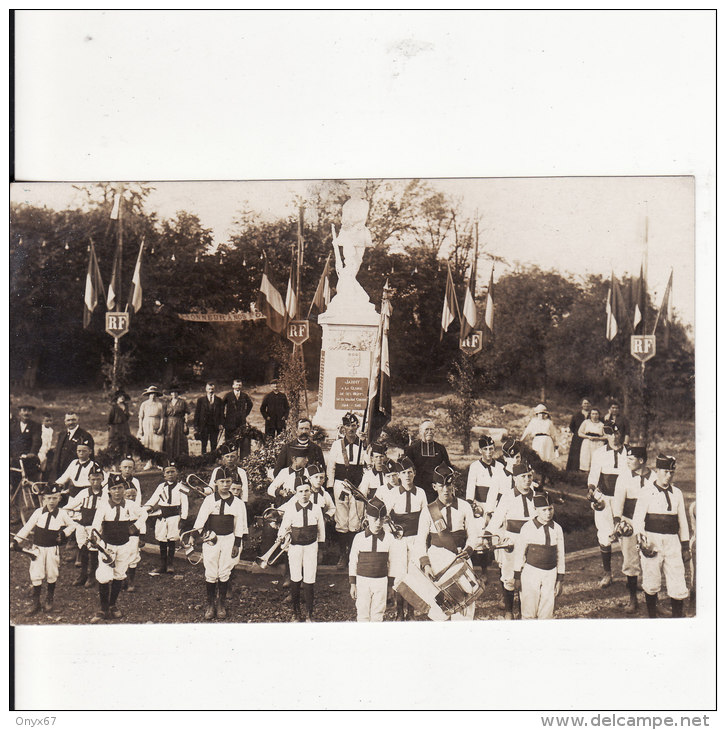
260, 380, 290, 438
274, 417, 325, 476
50, 412, 95, 481
193, 382, 224, 454
10, 404, 42, 485
223, 378, 253, 443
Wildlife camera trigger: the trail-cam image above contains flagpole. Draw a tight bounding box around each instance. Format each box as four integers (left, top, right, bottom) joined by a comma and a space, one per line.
295, 209, 309, 417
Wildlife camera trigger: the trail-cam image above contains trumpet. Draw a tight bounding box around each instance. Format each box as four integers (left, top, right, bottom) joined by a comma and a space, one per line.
30, 481, 69, 496
260, 507, 285, 530
256, 529, 291, 569
637, 533, 658, 558
10, 533, 40, 560
180, 529, 218, 565
342, 480, 404, 539
87, 529, 116, 566
183, 473, 213, 498
480, 532, 514, 553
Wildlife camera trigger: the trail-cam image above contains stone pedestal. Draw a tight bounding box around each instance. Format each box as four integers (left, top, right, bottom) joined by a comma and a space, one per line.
314, 302, 380, 437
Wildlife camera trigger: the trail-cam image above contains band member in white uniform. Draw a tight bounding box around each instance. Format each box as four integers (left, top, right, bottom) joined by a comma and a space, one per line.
193, 468, 248, 620
90, 479, 146, 622
327, 412, 369, 568
415, 465, 479, 620
632, 454, 691, 619
12, 482, 77, 615
267, 446, 309, 505
587, 424, 628, 588
488, 461, 538, 619
375, 458, 404, 508
278, 480, 326, 622
123, 480, 145, 592
359, 442, 388, 498
145, 462, 189, 575
212, 442, 249, 503
513, 490, 565, 620
349, 497, 398, 622
611, 445, 655, 614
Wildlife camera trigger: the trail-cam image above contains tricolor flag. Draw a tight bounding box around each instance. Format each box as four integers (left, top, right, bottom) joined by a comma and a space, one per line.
127, 241, 145, 313
106, 240, 123, 310
440, 261, 458, 341
652, 268, 673, 348
633, 262, 646, 334
365, 286, 392, 444
257, 255, 286, 334
309, 253, 332, 315
284, 254, 298, 323
483, 266, 495, 333
606, 272, 627, 341
83, 240, 105, 329
460, 265, 478, 341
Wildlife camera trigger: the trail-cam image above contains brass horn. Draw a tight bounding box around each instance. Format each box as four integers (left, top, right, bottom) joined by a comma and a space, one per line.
342, 480, 404, 539
87, 529, 116, 566
10, 533, 40, 560
180, 529, 217, 565
256, 529, 291, 569
184, 473, 213, 497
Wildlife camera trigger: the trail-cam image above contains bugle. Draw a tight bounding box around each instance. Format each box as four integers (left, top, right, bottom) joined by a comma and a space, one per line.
481, 532, 514, 553
183, 473, 213, 498
180, 528, 218, 565
87, 529, 116, 566
255, 530, 291, 569
342, 480, 404, 539
261, 507, 285, 530
10, 533, 40, 560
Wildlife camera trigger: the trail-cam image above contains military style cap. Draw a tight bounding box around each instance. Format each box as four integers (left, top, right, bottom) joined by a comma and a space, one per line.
626, 445, 647, 460
603, 424, 620, 435
214, 466, 234, 482
533, 491, 553, 508
365, 497, 387, 518
655, 454, 676, 470
478, 435, 495, 448
501, 438, 522, 457
305, 464, 324, 478
219, 441, 238, 456
432, 464, 455, 486
39, 482, 62, 495
511, 461, 533, 477
342, 412, 359, 427
398, 456, 415, 471
384, 459, 404, 474
370, 442, 386, 455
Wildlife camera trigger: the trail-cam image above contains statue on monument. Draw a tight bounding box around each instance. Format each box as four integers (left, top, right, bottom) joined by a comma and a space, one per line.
326, 187, 377, 318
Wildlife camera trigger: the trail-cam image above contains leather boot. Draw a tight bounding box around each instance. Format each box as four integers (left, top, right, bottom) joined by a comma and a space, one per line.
204, 582, 216, 620
216, 580, 228, 619
26, 585, 42, 616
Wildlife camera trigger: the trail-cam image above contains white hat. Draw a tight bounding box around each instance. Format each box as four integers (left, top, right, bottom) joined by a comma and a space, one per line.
534, 403, 549, 415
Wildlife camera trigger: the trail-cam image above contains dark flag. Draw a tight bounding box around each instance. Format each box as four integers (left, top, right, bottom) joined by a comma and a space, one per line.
83, 240, 105, 329
440, 261, 458, 340
365, 286, 392, 444
652, 268, 673, 348
309, 253, 332, 316
257, 255, 286, 334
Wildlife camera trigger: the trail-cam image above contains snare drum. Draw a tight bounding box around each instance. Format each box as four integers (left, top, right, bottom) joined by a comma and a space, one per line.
434, 557, 484, 614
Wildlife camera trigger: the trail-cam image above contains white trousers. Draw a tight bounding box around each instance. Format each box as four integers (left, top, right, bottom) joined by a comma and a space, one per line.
29, 546, 60, 586
520, 564, 557, 619
96, 541, 135, 583
75, 524, 97, 551
620, 533, 640, 577
333, 480, 365, 533
155, 515, 181, 542
593, 496, 615, 547
202, 533, 236, 582
128, 536, 141, 569
356, 576, 388, 622
499, 531, 519, 591
640, 532, 688, 600
288, 542, 318, 583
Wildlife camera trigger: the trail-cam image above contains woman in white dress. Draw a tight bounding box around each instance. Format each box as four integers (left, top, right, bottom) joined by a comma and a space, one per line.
521, 404, 559, 463
577, 407, 607, 472
138, 385, 166, 467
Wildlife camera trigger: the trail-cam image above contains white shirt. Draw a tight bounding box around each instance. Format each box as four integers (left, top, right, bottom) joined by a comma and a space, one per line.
91, 499, 145, 537
632, 482, 689, 542
57, 459, 106, 489
278, 498, 326, 542
513, 518, 566, 576
488, 488, 537, 536
15, 506, 77, 542
466, 458, 511, 510
612, 468, 656, 520
267, 467, 306, 500
194, 493, 248, 537
145, 481, 189, 520
415, 498, 478, 566
587, 445, 628, 489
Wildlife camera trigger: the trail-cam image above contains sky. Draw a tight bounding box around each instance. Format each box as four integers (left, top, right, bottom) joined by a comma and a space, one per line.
11, 176, 695, 328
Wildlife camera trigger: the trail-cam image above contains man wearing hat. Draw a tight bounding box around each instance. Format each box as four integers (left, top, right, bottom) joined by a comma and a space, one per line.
278, 479, 326, 622
512, 490, 566, 620
604, 401, 631, 446
301, 463, 336, 519
326, 412, 370, 568
193, 382, 225, 455
349, 497, 399, 622
587, 424, 629, 588
488, 461, 538, 619
192, 467, 248, 620
10, 403, 42, 486
404, 420, 452, 503
64, 465, 107, 587
374, 458, 405, 509
358, 442, 389, 498
267, 445, 309, 505
12, 482, 78, 615
107, 389, 132, 454
385, 457, 427, 620
212, 443, 249, 503
612, 445, 655, 613
145, 461, 189, 575
497, 438, 524, 476
50, 412, 94, 481
222, 378, 253, 452
632, 454, 691, 618
260, 380, 290, 438
90, 477, 147, 622
56, 441, 105, 499
415, 464, 479, 620
466, 435, 511, 535
273, 417, 325, 475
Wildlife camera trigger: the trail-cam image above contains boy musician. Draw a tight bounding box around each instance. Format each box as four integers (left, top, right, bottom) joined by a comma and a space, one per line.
268, 446, 309, 506
65, 465, 107, 588
90, 478, 146, 622
349, 497, 398, 622
513, 490, 566, 620
359, 443, 388, 496
375, 458, 404, 508
497, 438, 523, 474
327, 412, 369, 568
212, 442, 249, 503
415, 465, 479, 620
278, 480, 326, 621
145, 462, 189, 575
487, 461, 538, 619
124, 480, 145, 592
56, 441, 104, 500
612, 445, 655, 614
632, 454, 690, 619
193, 468, 248, 620
118, 457, 142, 504
587, 424, 628, 588
386, 458, 426, 620
12, 482, 77, 615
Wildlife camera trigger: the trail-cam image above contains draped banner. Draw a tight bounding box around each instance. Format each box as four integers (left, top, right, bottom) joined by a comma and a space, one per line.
177, 312, 266, 322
